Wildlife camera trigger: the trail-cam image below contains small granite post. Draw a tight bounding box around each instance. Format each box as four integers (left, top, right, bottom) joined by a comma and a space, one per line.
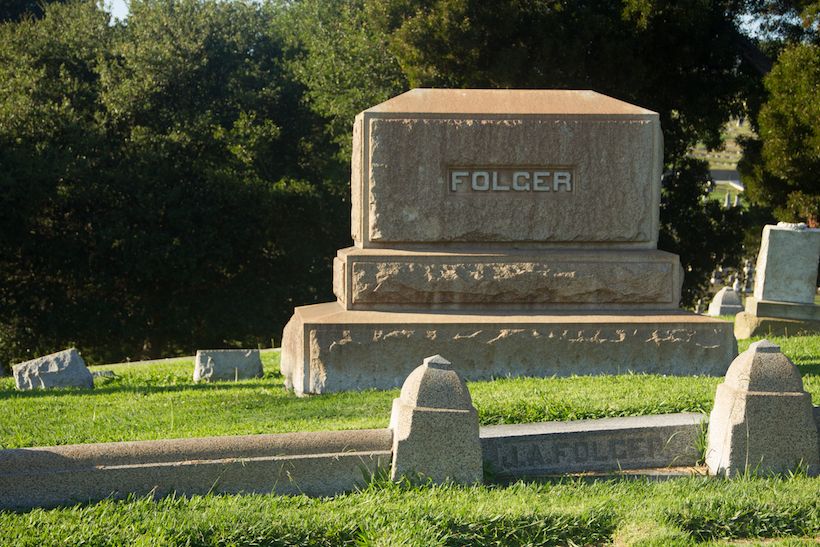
705, 340, 819, 476
390, 355, 482, 484
12, 348, 93, 390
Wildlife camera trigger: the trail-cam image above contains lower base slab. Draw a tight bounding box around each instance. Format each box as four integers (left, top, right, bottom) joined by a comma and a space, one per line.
734, 311, 820, 340
281, 302, 737, 395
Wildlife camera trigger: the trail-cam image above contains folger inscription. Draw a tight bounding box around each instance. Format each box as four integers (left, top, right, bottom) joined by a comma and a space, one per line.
449, 167, 575, 194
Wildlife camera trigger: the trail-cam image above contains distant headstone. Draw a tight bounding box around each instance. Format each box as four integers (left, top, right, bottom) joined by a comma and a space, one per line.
705, 340, 819, 476
735, 223, 820, 338
12, 348, 94, 390
754, 223, 820, 304
390, 355, 482, 485
707, 287, 743, 316
193, 349, 263, 382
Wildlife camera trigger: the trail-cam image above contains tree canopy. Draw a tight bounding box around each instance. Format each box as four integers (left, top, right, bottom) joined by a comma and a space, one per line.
739, 1, 820, 225
0, 0, 346, 364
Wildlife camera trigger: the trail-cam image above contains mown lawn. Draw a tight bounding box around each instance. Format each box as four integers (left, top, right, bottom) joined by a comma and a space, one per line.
1, 337, 818, 449
0, 335, 818, 545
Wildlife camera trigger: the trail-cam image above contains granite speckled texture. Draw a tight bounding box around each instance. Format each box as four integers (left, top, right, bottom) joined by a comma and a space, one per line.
281, 303, 736, 395
352, 90, 661, 248
281, 89, 736, 394
0, 429, 392, 509
334, 247, 682, 310
390, 355, 482, 484
705, 340, 819, 477
12, 348, 93, 391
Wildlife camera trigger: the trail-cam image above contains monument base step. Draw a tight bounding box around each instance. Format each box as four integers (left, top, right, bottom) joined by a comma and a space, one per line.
734, 311, 820, 340
333, 247, 683, 311
281, 302, 737, 395
743, 297, 820, 322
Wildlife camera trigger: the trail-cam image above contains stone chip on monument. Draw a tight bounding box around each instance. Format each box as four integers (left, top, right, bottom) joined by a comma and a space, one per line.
281, 89, 736, 395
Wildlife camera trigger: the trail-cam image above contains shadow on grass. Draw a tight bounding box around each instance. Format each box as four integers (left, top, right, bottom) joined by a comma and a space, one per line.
0, 379, 287, 401
796, 362, 820, 375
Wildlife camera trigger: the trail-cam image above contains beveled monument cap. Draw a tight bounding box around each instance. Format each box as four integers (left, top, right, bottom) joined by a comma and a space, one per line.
365, 88, 657, 116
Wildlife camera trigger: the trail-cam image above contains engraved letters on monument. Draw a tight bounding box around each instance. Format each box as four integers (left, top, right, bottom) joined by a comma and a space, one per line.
448, 168, 574, 193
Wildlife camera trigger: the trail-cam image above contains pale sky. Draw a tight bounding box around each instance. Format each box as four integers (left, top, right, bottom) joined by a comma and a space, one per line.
106, 0, 129, 20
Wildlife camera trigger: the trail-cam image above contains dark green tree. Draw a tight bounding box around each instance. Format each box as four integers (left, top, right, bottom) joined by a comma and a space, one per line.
0, 0, 68, 22
736, 1, 820, 226
0, 0, 347, 365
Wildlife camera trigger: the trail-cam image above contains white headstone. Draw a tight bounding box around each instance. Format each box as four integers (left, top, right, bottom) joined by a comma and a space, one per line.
707, 287, 743, 316
193, 349, 263, 382
754, 223, 820, 304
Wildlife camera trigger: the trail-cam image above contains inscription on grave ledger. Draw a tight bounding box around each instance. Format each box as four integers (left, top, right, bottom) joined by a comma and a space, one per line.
492, 431, 668, 474
449, 167, 575, 194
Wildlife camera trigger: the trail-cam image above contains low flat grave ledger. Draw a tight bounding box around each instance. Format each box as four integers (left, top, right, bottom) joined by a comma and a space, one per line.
282, 89, 736, 395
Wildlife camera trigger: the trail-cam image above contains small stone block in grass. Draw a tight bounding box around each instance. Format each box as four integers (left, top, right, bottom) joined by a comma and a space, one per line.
193, 349, 263, 382
12, 348, 93, 391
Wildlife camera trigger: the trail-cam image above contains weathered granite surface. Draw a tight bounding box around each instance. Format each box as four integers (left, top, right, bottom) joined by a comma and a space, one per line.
352, 89, 661, 248
193, 349, 263, 383
280, 89, 732, 394
334, 247, 682, 310
281, 302, 736, 395
390, 355, 482, 484
481, 413, 704, 476
754, 223, 820, 304
706, 340, 819, 476
0, 429, 392, 509
744, 297, 820, 322
734, 312, 820, 339
12, 348, 93, 391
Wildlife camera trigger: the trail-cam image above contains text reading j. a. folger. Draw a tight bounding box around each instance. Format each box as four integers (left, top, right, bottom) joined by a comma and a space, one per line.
449, 167, 574, 193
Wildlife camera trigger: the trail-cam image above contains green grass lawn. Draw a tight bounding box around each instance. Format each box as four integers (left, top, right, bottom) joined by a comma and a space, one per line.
1, 336, 818, 545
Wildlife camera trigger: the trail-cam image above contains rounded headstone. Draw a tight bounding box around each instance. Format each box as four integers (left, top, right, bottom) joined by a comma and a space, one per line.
398, 354, 473, 410
723, 340, 804, 393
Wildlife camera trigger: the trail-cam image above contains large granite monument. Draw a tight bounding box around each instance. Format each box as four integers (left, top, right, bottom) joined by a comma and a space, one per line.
282, 89, 736, 395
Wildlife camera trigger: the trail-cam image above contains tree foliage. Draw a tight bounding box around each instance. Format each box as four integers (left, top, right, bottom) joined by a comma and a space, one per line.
738, 1, 820, 225
0, 0, 346, 365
